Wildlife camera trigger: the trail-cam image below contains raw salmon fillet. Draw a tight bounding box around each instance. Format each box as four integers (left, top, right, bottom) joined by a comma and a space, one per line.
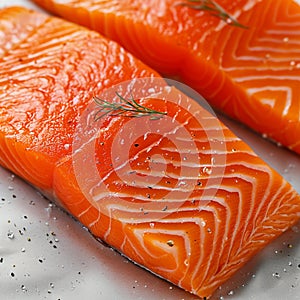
32, 0, 300, 154
1, 6, 300, 299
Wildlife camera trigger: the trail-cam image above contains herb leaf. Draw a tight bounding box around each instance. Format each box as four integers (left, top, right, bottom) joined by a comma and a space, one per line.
180, 0, 248, 29
94, 92, 167, 121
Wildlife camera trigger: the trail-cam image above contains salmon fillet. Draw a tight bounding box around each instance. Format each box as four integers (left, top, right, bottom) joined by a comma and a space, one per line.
31, 0, 300, 154
0, 6, 300, 299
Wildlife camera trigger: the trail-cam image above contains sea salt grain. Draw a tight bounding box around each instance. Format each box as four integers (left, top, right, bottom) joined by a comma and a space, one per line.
7, 230, 15, 239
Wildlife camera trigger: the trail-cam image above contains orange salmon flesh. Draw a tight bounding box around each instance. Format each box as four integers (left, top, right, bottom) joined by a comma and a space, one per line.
0, 6, 300, 299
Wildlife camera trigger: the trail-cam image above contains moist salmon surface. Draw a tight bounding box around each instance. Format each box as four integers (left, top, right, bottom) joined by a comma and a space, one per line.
0, 6, 300, 299
32, 0, 300, 154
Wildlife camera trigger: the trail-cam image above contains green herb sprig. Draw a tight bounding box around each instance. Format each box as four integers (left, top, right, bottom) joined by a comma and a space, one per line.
94, 92, 166, 121
180, 0, 248, 29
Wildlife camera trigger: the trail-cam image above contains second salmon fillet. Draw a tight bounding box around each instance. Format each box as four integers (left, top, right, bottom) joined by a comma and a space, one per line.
32, 0, 300, 154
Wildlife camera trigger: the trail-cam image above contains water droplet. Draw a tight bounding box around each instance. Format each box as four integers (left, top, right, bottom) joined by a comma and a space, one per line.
201, 220, 206, 227
64, 144, 70, 150
203, 166, 212, 175
184, 259, 189, 266
290, 61, 296, 66
21, 248, 25, 253
8, 186, 14, 191
149, 223, 155, 228
283, 37, 289, 42
228, 290, 234, 296
288, 261, 293, 266
226, 18, 232, 24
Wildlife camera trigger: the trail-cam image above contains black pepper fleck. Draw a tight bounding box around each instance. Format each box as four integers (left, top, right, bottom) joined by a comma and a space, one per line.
11, 272, 15, 277
162, 206, 168, 211
0, 257, 3, 263
167, 240, 174, 247
134, 143, 139, 147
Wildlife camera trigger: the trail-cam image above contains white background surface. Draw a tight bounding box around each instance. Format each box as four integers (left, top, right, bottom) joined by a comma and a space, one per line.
0, 1, 300, 299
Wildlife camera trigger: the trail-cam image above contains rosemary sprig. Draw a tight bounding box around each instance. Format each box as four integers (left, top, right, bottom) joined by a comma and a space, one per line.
93, 92, 166, 121
180, 0, 248, 29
